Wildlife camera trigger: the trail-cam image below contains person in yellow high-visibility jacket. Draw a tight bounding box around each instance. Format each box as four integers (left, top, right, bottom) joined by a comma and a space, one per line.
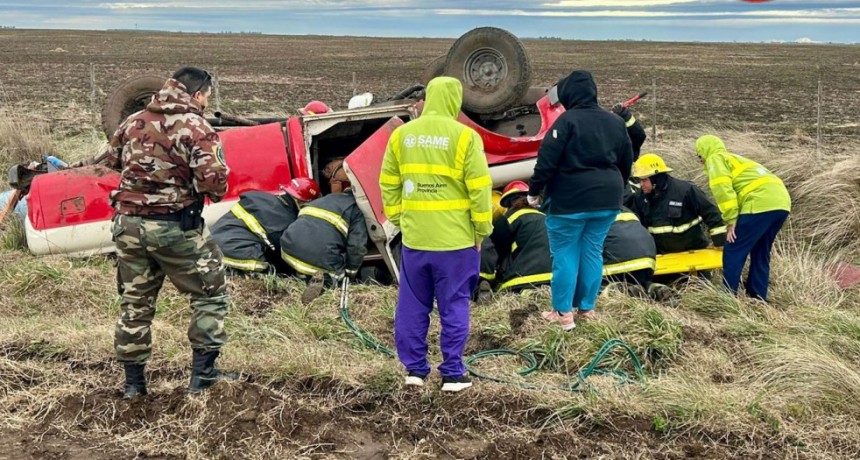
380, 76, 493, 393
696, 135, 791, 302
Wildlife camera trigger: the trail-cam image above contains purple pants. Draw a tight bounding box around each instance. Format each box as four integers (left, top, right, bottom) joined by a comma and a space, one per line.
394, 246, 479, 378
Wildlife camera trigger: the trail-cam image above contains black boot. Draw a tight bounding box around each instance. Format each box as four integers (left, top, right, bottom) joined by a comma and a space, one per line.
122, 363, 147, 399
188, 349, 238, 394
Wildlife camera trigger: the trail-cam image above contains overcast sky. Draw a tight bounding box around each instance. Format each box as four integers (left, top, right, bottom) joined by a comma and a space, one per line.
1, 0, 859, 43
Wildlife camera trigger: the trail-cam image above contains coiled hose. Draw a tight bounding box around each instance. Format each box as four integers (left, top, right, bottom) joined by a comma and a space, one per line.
338, 279, 645, 391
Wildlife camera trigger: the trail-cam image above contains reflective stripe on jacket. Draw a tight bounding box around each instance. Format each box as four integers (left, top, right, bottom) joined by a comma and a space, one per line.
630, 175, 726, 254
210, 192, 300, 272
602, 209, 657, 276
279, 191, 368, 275
491, 207, 553, 291
380, 77, 493, 251
696, 135, 791, 225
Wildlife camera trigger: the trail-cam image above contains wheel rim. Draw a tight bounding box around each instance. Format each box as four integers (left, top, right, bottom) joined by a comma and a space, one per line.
464, 47, 507, 90
133, 92, 155, 111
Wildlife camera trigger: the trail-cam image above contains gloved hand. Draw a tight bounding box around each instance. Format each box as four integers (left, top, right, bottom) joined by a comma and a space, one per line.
612, 103, 633, 122
332, 271, 346, 283
345, 268, 358, 280
527, 195, 541, 208
711, 232, 727, 248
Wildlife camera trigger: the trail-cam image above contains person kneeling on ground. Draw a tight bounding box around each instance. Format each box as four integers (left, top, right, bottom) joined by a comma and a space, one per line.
489, 181, 552, 292
280, 186, 368, 304
602, 207, 675, 302
630, 153, 727, 255
211, 178, 320, 275
629, 152, 727, 284
696, 135, 791, 302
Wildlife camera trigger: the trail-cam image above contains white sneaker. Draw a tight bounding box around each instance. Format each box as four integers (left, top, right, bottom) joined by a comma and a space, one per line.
441, 375, 472, 392
404, 372, 426, 387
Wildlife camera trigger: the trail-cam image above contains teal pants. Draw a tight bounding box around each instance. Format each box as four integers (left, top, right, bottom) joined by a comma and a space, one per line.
546, 210, 618, 313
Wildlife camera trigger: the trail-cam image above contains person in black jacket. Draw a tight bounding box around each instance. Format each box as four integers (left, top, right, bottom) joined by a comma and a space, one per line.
601, 206, 684, 303
602, 208, 656, 291
280, 189, 368, 304
211, 178, 321, 275
490, 181, 552, 292
628, 153, 727, 255
528, 70, 634, 330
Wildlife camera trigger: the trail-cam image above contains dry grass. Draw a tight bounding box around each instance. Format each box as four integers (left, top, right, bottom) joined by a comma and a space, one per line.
0, 111, 56, 177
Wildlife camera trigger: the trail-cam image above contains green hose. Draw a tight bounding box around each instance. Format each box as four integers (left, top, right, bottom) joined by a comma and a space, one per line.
340, 304, 396, 358
338, 281, 645, 391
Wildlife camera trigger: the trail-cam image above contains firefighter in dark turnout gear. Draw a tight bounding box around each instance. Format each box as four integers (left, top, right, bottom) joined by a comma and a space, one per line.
211, 187, 313, 274
602, 207, 657, 293
490, 181, 552, 291
629, 153, 727, 255
280, 189, 368, 302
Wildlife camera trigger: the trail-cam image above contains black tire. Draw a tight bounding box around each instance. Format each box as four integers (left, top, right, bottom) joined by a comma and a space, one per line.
421, 55, 447, 85
101, 74, 164, 137
444, 27, 531, 114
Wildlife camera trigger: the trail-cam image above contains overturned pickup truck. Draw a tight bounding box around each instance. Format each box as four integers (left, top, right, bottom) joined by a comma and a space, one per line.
23, 28, 562, 282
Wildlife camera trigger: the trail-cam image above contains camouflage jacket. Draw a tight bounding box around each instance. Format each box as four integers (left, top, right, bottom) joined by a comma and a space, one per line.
104, 78, 229, 216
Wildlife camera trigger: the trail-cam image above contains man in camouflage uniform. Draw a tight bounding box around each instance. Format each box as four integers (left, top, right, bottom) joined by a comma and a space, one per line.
103, 67, 235, 398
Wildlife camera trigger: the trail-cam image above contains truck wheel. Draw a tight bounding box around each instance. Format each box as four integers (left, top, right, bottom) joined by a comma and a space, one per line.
421, 55, 447, 85
444, 27, 531, 115
101, 74, 164, 138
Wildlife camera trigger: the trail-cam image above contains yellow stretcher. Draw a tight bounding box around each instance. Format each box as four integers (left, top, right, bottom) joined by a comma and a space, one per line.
654, 248, 723, 276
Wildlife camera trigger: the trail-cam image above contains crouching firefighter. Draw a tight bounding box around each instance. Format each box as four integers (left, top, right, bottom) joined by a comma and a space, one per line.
107, 67, 236, 398
279, 188, 368, 304
490, 181, 552, 292
629, 153, 727, 257
602, 207, 676, 301
211, 178, 320, 275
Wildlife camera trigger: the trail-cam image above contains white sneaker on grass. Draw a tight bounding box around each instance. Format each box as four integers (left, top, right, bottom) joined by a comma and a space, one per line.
441, 375, 472, 392
404, 371, 426, 387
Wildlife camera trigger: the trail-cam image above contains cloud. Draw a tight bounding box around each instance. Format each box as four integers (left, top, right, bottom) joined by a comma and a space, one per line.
543, 0, 701, 7
98, 0, 419, 9
432, 7, 860, 21
795, 37, 815, 43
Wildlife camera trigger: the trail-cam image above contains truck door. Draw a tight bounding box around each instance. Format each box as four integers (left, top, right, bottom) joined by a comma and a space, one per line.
342, 116, 405, 283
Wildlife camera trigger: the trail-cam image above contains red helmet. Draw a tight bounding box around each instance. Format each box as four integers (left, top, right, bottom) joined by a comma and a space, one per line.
500, 180, 529, 207
299, 100, 330, 116
282, 177, 321, 202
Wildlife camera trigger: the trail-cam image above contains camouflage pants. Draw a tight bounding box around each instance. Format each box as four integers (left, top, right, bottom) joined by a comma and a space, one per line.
112, 215, 230, 363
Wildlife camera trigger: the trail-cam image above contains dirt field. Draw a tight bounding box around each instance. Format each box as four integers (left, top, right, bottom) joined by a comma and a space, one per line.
2, 29, 860, 459
1, 29, 859, 143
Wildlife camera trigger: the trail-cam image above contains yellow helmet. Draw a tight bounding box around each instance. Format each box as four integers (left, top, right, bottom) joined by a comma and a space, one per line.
632, 153, 673, 179
492, 190, 507, 221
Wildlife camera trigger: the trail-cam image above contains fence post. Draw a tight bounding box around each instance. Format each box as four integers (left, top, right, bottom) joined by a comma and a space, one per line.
90, 63, 97, 131
816, 75, 822, 158
213, 67, 222, 114
651, 77, 657, 146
